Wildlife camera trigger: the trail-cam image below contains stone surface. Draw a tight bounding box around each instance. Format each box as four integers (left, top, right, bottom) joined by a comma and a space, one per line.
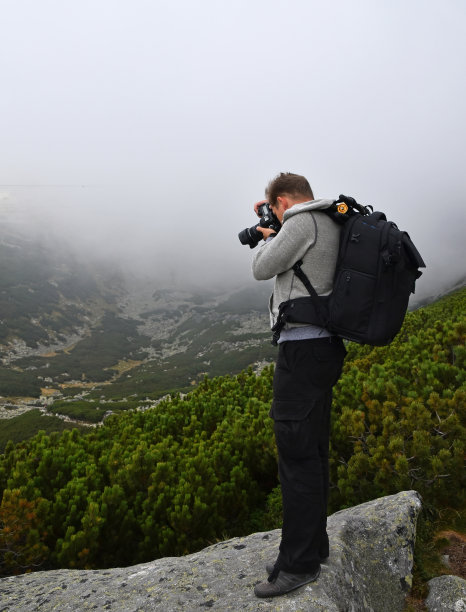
426, 575, 466, 612
0, 490, 421, 612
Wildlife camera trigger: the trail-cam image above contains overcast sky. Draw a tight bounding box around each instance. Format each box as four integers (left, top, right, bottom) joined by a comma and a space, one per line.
0, 0, 465, 297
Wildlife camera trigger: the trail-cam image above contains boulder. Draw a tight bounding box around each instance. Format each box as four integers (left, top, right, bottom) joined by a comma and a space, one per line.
426, 575, 466, 612
0, 490, 421, 611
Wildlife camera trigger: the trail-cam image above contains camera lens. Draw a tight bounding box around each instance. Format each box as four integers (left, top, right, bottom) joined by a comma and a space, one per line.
238, 226, 262, 249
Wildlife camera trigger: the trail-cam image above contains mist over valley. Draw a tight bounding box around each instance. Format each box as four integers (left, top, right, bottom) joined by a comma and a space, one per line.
0, 224, 278, 440
0, 216, 463, 431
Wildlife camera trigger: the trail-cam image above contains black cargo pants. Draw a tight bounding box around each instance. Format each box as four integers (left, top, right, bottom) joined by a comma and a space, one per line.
270, 336, 346, 575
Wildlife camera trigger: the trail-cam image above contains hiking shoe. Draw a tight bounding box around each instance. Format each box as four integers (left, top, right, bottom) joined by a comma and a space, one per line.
266, 558, 328, 575
254, 566, 321, 598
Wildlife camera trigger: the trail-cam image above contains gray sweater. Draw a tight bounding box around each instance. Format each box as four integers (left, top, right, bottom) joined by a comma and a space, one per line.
252, 199, 341, 334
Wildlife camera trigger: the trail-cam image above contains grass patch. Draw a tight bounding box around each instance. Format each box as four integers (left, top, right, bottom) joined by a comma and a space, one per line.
49, 399, 139, 423
85, 339, 277, 401
15, 312, 150, 384
0, 367, 42, 397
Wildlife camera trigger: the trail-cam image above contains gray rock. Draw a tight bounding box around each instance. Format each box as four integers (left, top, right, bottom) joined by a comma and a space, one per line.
0, 490, 421, 612
426, 575, 466, 612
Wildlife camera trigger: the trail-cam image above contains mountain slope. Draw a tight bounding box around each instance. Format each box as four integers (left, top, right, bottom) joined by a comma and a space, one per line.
0, 230, 125, 359
0, 229, 276, 405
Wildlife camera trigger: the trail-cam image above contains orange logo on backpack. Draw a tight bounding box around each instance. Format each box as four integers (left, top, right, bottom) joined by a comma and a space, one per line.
337, 203, 348, 214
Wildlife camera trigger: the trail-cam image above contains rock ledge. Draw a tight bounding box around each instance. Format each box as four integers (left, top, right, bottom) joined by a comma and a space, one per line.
0, 490, 421, 612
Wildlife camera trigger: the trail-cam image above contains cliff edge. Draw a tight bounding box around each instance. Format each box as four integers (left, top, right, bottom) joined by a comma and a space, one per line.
1, 490, 421, 611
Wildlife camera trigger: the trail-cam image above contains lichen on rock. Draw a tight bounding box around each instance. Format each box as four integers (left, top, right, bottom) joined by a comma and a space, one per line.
0, 490, 422, 612
426, 575, 466, 612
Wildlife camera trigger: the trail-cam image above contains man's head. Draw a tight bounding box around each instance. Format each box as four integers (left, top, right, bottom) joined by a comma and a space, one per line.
266, 173, 314, 223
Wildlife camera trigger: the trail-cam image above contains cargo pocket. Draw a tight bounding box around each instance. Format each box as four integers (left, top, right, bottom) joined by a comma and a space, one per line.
274, 418, 315, 460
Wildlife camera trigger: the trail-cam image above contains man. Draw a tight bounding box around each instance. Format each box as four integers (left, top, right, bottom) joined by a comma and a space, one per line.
251, 172, 347, 598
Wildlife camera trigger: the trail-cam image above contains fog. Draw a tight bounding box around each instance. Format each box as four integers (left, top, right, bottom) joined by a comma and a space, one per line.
1, 0, 465, 299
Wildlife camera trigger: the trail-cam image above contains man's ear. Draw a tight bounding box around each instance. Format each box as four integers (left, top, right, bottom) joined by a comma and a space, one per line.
277, 195, 290, 211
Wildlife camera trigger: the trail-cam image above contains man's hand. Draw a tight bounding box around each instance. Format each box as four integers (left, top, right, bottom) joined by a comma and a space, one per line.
254, 199, 268, 216
256, 226, 277, 241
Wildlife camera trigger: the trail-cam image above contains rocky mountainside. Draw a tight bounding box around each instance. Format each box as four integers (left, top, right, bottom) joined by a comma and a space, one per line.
0, 229, 125, 361
0, 228, 275, 404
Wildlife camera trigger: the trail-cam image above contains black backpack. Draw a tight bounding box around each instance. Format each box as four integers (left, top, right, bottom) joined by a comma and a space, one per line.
271, 195, 426, 345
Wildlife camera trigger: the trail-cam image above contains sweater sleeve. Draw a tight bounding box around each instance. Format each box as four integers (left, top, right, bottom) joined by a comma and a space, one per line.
251, 212, 317, 280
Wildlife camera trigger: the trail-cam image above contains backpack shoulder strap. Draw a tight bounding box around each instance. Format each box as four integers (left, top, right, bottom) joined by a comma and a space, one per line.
291, 260, 328, 327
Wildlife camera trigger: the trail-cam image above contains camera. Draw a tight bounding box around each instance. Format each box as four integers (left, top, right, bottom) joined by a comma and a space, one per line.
238, 202, 280, 248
